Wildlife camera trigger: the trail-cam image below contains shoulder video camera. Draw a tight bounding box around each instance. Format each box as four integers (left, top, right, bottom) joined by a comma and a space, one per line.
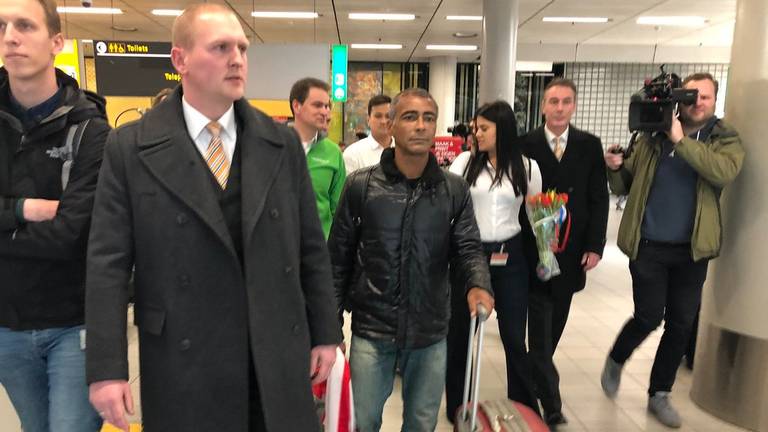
628, 65, 698, 132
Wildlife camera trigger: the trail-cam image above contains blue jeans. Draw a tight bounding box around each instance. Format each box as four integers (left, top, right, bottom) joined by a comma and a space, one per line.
0, 325, 102, 432
350, 335, 447, 432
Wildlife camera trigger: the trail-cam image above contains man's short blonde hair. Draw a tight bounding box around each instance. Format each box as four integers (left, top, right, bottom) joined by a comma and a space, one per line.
171, 4, 237, 49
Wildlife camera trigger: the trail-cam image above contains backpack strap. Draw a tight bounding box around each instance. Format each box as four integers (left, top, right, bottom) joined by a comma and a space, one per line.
353, 167, 374, 227
61, 119, 91, 190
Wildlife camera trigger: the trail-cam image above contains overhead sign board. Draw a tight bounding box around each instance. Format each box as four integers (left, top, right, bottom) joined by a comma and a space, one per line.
94, 40, 178, 96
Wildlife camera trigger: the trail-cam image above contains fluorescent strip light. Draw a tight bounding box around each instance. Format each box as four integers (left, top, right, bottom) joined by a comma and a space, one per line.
516, 61, 553, 72
251, 11, 319, 19
351, 44, 403, 50
446, 15, 482, 21
152, 9, 183, 17
425, 44, 478, 51
349, 13, 415, 21
637, 16, 707, 26
57, 7, 122, 14
543, 16, 609, 23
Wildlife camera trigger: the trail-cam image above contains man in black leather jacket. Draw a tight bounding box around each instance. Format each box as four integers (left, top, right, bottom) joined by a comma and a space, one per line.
329, 88, 494, 432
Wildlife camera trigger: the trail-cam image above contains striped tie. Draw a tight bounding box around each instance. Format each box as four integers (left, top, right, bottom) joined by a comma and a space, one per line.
205, 121, 230, 189
553, 136, 564, 161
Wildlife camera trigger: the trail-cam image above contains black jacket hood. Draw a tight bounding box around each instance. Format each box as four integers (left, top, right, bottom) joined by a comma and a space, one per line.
0, 67, 107, 127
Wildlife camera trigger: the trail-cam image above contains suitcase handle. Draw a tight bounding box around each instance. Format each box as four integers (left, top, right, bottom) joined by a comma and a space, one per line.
460, 303, 489, 431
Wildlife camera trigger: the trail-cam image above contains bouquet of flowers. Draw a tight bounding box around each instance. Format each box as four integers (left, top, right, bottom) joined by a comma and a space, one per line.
526, 190, 570, 281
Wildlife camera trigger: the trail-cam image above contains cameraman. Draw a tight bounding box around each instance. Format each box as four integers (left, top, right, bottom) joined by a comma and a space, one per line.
600, 73, 744, 428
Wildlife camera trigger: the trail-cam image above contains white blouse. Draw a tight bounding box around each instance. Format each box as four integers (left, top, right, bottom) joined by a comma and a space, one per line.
449, 151, 543, 242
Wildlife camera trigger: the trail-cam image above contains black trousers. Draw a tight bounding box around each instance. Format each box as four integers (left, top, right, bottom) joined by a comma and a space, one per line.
527, 278, 574, 416
445, 235, 540, 419
609, 240, 708, 395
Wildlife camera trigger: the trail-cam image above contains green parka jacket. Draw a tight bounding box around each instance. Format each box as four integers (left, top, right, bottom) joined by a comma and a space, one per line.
608, 119, 745, 262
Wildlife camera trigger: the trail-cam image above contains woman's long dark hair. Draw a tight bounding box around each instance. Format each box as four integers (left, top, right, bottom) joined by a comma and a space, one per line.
463, 100, 527, 196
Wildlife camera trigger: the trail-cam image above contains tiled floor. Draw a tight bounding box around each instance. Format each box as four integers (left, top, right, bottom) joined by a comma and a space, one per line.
0, 203, 751, 432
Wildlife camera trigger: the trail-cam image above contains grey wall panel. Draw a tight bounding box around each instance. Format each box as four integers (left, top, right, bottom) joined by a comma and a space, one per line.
245, 44, 329, 100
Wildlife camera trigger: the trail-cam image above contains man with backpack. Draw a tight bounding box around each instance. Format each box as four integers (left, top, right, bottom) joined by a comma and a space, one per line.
0, 1, 111, 430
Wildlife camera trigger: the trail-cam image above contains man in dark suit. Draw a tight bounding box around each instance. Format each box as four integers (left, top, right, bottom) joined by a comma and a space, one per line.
85, 5, 341, 432
521, 78, 609, 429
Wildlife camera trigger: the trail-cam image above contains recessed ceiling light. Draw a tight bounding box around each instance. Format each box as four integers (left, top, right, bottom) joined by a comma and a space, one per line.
425, 44, 478, 51
111, 25, 137, 32
251, 11, 319, 19
57, 7, 122, 14
151, 9, 183, 17
542, 17, 609, 23
636, 16, 707, 26
452, 32, 478, 38
349, 13, 415, 21
446, 16, 482, 21
351, 44, 403, 50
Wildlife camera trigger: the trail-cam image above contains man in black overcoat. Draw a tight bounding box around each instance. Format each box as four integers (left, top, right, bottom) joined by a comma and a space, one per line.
85, 5, 341, 431
520, 78, 609, 430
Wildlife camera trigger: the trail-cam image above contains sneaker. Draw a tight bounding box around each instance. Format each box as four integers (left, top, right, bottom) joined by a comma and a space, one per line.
648, 392, 682, 428
601, 355, 623, 398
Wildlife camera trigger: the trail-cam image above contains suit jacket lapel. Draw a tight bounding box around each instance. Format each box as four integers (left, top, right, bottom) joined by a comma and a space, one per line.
136, 89, 236, 257
236, 99, 286, 244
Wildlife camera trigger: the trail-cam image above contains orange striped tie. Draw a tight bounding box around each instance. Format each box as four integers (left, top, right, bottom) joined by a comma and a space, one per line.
553, 136, 564, 161
205, 121, 230, 189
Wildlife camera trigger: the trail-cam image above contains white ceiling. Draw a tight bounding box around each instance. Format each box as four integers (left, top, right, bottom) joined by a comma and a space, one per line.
57, 0, 737, 62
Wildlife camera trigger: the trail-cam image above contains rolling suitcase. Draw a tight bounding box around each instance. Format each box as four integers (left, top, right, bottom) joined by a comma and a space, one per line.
454, 304, 550, 432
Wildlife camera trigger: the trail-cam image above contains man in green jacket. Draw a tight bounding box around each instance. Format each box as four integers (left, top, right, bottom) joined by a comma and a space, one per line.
290, 77, 346, 239
600, 72, 744, 429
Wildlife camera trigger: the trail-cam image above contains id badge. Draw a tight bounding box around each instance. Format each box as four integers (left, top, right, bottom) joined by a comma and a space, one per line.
489, 243, 508, 267
490, 252, 509, 266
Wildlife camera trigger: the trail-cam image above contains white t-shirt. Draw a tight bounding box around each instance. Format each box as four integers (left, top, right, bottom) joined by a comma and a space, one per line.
343, 135, 393, 175
449, 151, 543, 242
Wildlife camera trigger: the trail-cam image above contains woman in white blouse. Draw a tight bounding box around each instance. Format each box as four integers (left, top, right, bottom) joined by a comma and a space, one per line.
444, 101, 543, 420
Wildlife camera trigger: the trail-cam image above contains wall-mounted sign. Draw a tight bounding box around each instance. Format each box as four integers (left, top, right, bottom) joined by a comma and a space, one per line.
331, 45, 348, 102
94, 40, 178, 96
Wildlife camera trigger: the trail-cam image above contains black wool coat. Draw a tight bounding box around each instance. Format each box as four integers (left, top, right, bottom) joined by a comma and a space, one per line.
85, 88, 341, 431
520, 125, 609, 294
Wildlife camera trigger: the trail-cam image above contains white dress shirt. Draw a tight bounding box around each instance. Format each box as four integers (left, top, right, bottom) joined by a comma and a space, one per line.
302, 132, 319, 155
449, 151, 543, 242
343, 135, 393, 174
182, 97, 237, 163
544, 125, 569, 157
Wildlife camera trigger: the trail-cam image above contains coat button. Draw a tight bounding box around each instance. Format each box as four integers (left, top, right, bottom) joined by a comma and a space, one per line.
178, 275, 191, 287
292, 324, 300, 334
176, 213, 188, 225
270, 208, 279, 218
179, 339, 191, 351
284, 266, 292, 274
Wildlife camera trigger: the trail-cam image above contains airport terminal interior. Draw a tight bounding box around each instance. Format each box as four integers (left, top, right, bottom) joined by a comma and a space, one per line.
1, 0, 766, 431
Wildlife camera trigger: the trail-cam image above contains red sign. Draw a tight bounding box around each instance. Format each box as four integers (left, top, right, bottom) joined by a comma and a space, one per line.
432, 136, 464, 165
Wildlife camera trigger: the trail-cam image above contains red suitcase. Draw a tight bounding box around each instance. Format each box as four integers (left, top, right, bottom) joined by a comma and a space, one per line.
454, 305, 550, 432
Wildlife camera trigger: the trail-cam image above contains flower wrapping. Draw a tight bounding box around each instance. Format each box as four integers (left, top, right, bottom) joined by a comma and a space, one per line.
526, 190, 570, 281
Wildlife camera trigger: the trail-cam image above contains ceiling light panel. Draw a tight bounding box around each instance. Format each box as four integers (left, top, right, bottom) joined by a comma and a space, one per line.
425, 44, 478, 51
56, 7, 122, 14
351, 44, 403, 50
251, 11, 319, 19
151, 9, 183, 17
542, 17, 609, 23
349, 13, 415, 21
446, 16, 482, 21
